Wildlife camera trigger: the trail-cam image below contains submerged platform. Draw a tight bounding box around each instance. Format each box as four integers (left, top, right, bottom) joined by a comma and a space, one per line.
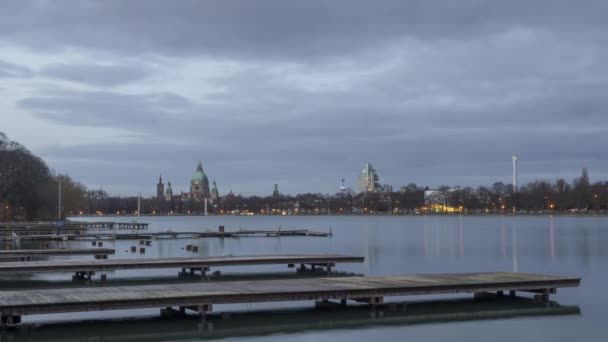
0, 254, 364, 279
0, 272, 580, 326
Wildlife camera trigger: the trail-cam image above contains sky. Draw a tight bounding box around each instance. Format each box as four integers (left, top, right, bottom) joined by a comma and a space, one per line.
1, 0, 607, 197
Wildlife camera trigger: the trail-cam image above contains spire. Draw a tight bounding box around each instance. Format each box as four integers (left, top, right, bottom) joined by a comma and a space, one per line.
197, 161, 203, 172
158, 174, 163, 184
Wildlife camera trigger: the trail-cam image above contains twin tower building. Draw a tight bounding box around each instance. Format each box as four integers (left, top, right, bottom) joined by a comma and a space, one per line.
156, 162, 219, 202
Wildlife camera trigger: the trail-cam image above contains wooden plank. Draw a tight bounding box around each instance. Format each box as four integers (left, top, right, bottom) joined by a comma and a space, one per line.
0, 272, 580, 320
0, 248, 115, 257
0, 254, 364, 274
0, 298, 581, 340
0, 229, 331, 241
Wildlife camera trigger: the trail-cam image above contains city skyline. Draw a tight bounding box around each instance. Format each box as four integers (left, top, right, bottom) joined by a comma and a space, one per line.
1, 1, 607, 196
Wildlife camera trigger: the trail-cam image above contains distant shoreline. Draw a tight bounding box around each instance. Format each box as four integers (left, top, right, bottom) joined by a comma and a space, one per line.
69, 212, 608, 218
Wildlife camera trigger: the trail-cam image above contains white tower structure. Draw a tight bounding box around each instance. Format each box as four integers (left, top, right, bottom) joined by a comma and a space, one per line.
512, 155, 518, 192
512, 155, 518, 212
340, 178, 346, 193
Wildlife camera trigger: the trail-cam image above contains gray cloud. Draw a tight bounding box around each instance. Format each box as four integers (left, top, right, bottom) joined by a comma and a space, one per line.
2, 1, 608, 195
40, 63, 151, 87
1, 1, 607, 60
0, 59, 32, 78
17, 90, 193, 127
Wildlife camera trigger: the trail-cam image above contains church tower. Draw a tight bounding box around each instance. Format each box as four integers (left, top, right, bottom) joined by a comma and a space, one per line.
165, 181, 173, 201
156, 174, 164, 198
211, 180, 219, 201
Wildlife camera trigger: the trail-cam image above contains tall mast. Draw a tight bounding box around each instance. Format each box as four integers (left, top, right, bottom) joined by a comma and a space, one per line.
137, 194, 141, 222
58, 178, 62, 221
512, 155, 518, 212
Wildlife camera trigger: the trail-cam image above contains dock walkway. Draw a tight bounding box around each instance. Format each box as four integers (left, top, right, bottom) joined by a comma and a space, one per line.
0, 229, 331, 242
0, 272, 580, 326
0, 248, 115, 261
0, 254, 364, 280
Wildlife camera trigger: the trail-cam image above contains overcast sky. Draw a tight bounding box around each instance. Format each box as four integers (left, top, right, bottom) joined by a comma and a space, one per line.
1, 0, 607, 196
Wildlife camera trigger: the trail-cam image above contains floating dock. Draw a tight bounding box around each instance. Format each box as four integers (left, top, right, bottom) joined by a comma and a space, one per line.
0, 254, 364, 280
0, 248, 115, 261
0, 272, 580, 326
0, 298, 580, 339
0, 221, 149, 234
0, 229, 332, 242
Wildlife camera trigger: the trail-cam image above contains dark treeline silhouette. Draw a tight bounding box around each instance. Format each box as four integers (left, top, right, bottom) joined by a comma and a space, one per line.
2, 131, 607, 220
0, 132, 86, 220
83, 173, 606, 216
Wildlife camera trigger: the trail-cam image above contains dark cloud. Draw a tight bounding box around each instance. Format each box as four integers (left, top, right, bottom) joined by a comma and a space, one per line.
17, 90, 193, 127
2, 1, 608, 195
1, 1, 607, 60
0, 59, 32, 78
40, 63, 151, 87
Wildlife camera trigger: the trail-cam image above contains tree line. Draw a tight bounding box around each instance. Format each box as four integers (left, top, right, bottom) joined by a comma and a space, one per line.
0, 132, 86, 220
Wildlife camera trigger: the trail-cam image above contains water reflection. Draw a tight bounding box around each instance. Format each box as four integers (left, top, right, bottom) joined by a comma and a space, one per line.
2, 297, 580, 342
511, 221, 519, 272
550, 216, 555, 259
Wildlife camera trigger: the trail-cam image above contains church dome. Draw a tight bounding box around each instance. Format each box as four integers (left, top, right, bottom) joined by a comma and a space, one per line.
191, 162, 208, 184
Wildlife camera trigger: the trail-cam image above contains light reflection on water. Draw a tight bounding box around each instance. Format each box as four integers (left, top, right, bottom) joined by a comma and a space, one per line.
1, 215, 606, 341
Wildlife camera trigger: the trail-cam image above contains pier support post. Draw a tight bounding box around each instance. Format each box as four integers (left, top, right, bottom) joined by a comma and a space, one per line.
197, 304, 213, 321
534, 289, 551, 303
369, 296, 384, 310
509, 290, 516, 297
1, 315, 22, 326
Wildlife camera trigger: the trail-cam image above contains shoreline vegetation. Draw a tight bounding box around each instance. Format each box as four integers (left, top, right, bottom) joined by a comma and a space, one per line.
2, 131, 606, 221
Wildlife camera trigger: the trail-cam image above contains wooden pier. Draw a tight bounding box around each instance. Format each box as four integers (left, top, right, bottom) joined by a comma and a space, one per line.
0, 254, 364, 280
0, 248, 115, 261
0, 229, 331, 242
0, 298, 580, 339
0, 221, 149, 234
0, 272, 580, 326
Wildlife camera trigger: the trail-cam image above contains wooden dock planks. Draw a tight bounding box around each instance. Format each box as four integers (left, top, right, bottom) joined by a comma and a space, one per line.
0, 254, 364, 275
0, 272, 580, 321
0, 248, 115, 257
0, 229, 331, 241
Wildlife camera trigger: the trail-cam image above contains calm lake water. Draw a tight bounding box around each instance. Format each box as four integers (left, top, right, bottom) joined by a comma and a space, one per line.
1, 215, 606, 341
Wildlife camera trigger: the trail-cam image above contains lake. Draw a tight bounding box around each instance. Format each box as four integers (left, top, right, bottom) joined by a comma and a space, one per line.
1, 215, 606, 341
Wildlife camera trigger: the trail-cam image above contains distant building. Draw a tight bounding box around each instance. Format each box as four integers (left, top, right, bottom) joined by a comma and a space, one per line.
188, 162, 210, 200
165, 181, 173, 201
340, 178, 347, 193
156, 174, 164, 199
382, 184, 393, 192
156, 162, 217, 202
211, 181, 219, 201
358, 163, 380, 193
273, 184, 279, 198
